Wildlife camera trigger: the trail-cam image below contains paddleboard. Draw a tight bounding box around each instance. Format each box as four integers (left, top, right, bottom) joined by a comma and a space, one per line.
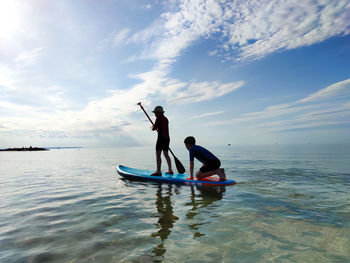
117, 165, 236, 187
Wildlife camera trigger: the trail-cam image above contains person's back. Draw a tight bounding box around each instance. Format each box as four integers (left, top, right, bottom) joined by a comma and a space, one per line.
189, 145, 219, 165
154, 114, 169, 139
184, 136, 226, 181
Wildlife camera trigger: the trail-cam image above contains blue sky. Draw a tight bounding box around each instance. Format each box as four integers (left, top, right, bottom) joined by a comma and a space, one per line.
1, 0, 350, 148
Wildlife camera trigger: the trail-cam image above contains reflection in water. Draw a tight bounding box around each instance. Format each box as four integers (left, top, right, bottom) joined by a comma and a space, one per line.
148, 185, 226, 262
150, 185, 179, 261
186, 186, 226, 238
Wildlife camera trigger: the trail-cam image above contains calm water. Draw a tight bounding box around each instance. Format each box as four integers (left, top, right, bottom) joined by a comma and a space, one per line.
0, 145, 349, 262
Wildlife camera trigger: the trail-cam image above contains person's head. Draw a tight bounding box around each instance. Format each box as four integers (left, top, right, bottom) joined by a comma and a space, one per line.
184, 136, 195, 150
152, 106, 164, 117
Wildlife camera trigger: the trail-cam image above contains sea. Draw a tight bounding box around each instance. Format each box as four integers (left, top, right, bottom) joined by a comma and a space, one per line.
0, 145, 349, 263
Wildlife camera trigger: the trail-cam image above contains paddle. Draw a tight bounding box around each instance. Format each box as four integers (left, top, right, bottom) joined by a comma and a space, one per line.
137, 102, 185, 174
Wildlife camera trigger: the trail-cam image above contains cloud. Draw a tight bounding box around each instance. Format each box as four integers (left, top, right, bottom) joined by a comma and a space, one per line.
219, 0, 350, 61
129, 0, 350, 62
113, 28, 131, 47
127, 65, 245, 105
0, 65, 243, 143
191, 111, 225, 119
126, 64, 245, 105
128, 0, 222, 63
0, 98, 134, 139
0, 71, 70, 110
255, 108, 350, 131
14, 47, 44, 67
164, 80, 244, 104
102, 0, 350, 126
109, 0, 349, 124
97, 28, 132, 51
206, 78, 350, 131
298, 78, 350, 103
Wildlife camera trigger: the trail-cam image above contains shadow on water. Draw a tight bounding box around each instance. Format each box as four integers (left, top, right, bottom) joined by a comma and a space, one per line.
147, 185, 226, 262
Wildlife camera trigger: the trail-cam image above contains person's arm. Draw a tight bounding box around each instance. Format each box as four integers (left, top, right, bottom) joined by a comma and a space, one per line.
189, 161, 194, 180
152, 117, 159, 131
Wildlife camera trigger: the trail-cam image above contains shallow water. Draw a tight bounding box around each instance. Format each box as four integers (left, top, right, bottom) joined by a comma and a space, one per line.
0, 145, 349, 262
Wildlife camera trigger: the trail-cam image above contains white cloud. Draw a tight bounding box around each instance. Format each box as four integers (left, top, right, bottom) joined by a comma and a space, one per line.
127, 62, 244, 105
298, 79, 350, 103
129, 0, 222, 63
191, 111, 224, 119
164, 80, 244, 104
113, 28, 131, 47
0, 64, 243, 142
206, 78, 350, 131
98, 28, 132, 51
221, 0, 350, 61
255, 107, 350, 131
109, 0, 349, 121
14, 47, 44, 67
130, 0, 350, 62
0, 73, 69, 111
0, 64, 18, 87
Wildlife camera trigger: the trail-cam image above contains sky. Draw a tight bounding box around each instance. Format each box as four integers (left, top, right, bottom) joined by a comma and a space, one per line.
0, 0, 350, 148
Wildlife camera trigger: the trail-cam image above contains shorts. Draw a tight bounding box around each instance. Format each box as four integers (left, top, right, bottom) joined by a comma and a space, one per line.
200, 159, 221, 173
156, 137, 170, 151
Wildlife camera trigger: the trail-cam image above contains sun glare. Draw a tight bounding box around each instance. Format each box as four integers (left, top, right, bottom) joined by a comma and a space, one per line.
0, 1, 22, 42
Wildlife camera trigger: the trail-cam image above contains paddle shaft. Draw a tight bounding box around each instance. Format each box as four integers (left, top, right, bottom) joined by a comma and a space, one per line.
138, 103, 155, 126
137, 102, 185, 174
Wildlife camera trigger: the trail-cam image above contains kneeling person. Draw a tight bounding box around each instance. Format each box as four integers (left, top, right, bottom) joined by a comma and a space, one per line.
184, 136, 226, 181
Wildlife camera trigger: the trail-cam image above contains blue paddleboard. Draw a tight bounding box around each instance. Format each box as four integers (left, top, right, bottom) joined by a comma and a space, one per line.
117, 165, 236, 187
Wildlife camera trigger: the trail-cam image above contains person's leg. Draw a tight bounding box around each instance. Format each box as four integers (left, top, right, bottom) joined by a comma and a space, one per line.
153, 138, 162, 175
163, 150, 173, 174
196, 160, 226, 180
196, 169, 219, 179
218, 168, 226, 181
196, 169, 226, 180
156, 150, 162, 173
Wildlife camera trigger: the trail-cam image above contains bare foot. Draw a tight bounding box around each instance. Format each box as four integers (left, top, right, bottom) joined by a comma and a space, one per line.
218, 168, 226, 181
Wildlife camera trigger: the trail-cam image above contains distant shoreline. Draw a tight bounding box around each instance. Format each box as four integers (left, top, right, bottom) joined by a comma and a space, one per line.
0, 147, 48, 152
0, 146, 84, 151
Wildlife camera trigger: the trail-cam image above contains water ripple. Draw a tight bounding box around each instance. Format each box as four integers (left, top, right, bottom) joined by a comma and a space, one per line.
1, 146, 349, 262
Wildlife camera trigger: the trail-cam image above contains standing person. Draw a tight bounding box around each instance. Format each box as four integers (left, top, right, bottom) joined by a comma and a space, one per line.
184, 136, 226, 181
151, 106, 173, 176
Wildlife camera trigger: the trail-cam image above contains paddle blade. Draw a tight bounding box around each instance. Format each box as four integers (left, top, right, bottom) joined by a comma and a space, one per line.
174, 156, 185, 174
